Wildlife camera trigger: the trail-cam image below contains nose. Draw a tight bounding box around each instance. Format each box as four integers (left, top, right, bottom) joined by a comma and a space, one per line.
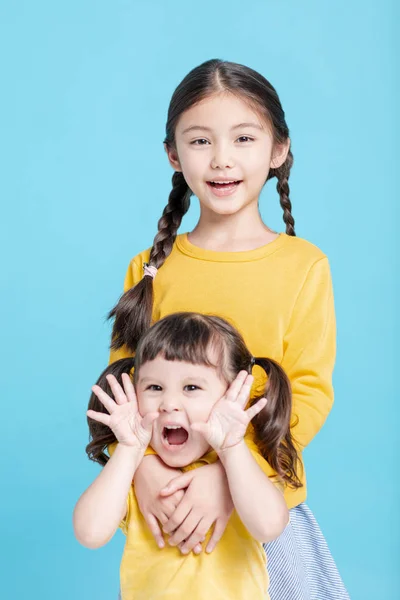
159, 394, 181, 413
211, 142, 234, 170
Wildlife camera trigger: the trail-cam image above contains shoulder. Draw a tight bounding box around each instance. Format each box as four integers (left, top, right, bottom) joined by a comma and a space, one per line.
278, 234, 331, 276
281, 235, 327, 263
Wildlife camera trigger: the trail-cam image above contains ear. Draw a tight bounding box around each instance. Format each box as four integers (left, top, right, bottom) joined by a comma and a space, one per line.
270, 139, 291, 170
164, 143, 182, 172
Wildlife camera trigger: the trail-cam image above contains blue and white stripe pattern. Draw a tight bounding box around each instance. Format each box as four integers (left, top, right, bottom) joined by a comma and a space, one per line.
264, 503, 350, 599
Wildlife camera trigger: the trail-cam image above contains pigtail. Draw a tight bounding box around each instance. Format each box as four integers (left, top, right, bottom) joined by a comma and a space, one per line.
269, 149, 295, 237
86, 357, 135, 466
109, 171, 191, 352
251, 356, 302, 489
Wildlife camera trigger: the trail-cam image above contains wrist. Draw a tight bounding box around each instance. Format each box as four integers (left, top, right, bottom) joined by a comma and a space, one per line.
114, 442, 145, 467
217, 440, 247, 467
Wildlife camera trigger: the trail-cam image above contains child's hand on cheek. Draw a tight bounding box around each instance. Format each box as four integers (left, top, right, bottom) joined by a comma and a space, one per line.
88, 373, 159, 452
191, 372, 267, 454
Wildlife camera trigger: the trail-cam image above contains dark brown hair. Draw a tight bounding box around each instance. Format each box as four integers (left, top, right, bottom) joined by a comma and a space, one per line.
87, 312, 301, 489
109, 59, 295, 353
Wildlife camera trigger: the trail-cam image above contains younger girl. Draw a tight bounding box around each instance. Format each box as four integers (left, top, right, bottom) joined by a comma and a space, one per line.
74, 312, 300, 599
108, 59, 349, 598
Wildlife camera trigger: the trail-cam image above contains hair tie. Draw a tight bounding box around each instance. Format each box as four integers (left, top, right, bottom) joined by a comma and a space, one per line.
143, 263, 158, 280
250, 356, 256, 367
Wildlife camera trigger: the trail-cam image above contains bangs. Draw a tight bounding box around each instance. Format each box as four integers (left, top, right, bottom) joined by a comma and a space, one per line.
134, 313, 230, 378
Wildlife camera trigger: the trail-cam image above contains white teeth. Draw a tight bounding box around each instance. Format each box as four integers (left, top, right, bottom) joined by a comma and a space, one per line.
165, 425, 182, 430
211, 180, 236, 184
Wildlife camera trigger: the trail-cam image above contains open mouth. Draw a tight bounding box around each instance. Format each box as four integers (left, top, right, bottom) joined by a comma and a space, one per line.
162, 425, 189, 447
207, 180, 242, 189
206, 180, 242, 196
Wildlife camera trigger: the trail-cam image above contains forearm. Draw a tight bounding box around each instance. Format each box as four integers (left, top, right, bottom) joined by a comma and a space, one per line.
73, 444, 143, 548
219, 442, 288, 543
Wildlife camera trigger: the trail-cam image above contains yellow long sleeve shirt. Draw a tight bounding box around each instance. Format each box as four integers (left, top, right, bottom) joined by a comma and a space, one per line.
109, 232, 336, 509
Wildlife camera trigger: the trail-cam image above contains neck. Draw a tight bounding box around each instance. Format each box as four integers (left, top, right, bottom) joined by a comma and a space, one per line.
189, 202, 277, 252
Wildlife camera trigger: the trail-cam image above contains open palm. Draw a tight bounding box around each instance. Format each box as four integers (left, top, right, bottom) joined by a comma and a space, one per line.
191, 371, 267, 453
87, 373, 158, 451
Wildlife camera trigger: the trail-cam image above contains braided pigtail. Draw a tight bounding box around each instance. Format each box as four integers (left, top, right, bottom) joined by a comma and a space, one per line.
269, 149, 295, 236
251, 356, 302, 489
109, 171, 191, 352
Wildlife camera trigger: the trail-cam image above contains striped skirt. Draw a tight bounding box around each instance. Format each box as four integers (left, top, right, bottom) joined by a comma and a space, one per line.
265, 503, 350, 599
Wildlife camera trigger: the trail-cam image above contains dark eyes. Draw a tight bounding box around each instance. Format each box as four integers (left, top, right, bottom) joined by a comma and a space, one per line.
145, 384, 201, 392
190, 136, 254, 145
184, 385, 200, 392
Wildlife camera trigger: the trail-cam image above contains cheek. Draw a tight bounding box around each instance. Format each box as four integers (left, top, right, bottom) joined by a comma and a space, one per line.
187, 400, 215, 424
137, 396, 157, 416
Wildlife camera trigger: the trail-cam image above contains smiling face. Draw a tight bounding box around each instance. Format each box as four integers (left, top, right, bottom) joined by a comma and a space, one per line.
136, 356, 228, 467
166, 92, 289, 217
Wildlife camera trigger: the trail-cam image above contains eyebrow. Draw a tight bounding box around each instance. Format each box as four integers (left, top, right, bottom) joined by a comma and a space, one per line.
181, 122, 263, 135
138, 376, 209, 386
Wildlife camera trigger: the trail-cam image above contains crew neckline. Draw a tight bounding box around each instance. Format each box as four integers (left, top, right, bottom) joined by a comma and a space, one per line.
176, 232, 288, 262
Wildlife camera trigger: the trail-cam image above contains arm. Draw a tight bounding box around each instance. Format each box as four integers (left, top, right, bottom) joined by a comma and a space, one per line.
73, 443, 143, 548
73, 373, 158, 549
191, 371, 288, 543
282, 257, 336, 450
219, 441, 288, 542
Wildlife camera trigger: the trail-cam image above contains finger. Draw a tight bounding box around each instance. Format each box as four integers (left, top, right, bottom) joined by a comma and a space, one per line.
179, 518, 210, 553
106, 374, 127, 406
246, 397, 268, 420
141, 412, 159, 432
144, 513, 165, 549
236, 374, 255, 409
206, 517, 228, 553
121, 372, 138, 409
163, 499, 192, 535
90, 385, 116, 414
225, 371, 250, 403
190, 422, 209, 438
168, 511, 202, 548
159, 492, 185, 518
160, 472, 194, 496
193, 543, 202, 555
178, 542, 203, 555
158, 513, 169, 526
86, 409, 111, 426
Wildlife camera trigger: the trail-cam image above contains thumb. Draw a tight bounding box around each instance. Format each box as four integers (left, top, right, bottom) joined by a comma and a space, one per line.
141, 412, 159, 432
160, 471, 194, 496
190, 422, 210, 438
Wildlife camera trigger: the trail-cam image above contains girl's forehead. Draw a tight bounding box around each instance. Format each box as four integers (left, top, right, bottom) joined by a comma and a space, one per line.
175, 92, 268, 134
137, 353, 226, 382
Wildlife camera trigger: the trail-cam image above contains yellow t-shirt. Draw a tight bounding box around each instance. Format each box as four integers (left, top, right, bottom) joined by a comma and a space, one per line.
116, 451, 268, 600
109, 233, 336, 509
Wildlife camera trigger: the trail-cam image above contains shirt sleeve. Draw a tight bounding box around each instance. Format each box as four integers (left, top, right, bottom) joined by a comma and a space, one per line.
108, 258, 142, 364
282, 257, 336, 450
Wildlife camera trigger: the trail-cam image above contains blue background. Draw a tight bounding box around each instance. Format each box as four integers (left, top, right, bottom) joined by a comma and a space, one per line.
1, 1, 398, 598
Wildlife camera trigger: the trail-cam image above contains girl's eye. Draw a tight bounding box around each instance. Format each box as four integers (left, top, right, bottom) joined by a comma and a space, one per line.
236, 136, 254, 143
146, 385, 162, 391
191, 139, 210, 145
184, 385, 200, 392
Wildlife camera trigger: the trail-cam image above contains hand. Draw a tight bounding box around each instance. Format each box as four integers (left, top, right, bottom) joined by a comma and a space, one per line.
134, 456, 186, 550
88, 373, 158, 451
160, 462, 234, 554
191, 371, 267, 454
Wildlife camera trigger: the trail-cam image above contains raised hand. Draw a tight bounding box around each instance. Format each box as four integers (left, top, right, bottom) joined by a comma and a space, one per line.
191, 371, 267, 454
87, 373, 159, 451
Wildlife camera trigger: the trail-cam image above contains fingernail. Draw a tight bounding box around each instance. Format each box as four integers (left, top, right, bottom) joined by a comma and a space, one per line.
206, 546, 213, 553
180, 548, 189, 555
158, 540, 165, 549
